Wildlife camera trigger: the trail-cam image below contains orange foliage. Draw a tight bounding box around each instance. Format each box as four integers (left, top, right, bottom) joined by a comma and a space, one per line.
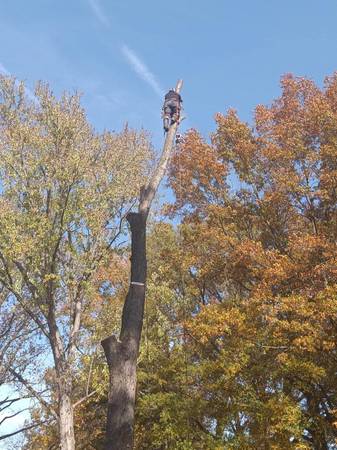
166, 73, 337, 447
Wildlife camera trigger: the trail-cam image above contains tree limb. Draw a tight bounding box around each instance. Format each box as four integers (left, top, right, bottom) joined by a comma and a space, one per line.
0, 277, 50, 339
102, 79, 183, 450
9, 368, 58, 419
0, 407, 30, 426
139, 79, 183, 215
0, 420, 49, 441
73, 390, 97, 409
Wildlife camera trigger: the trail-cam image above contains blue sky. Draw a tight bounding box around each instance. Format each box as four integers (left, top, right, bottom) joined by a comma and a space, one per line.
1, 0, 337, 147
1, 0, 337, 443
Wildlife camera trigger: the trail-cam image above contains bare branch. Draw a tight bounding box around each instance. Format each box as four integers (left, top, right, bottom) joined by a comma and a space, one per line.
0, 407, 30, 426
67, 210, 128, 355
0, 395, 30, 412
86, 353, 95, 397
139, 79, 183, 215
0, 276, 50, 339
0, 313, 15, 340
9, 369, 58, 419
102, 79, 184, 449
73, 390, 97, 409
0, 420, 50, 441
14, 261, 39, 299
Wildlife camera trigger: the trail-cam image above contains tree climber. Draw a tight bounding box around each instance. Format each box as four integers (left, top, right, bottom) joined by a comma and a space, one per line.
162, 89, 183, 132
175, 133, 184, 147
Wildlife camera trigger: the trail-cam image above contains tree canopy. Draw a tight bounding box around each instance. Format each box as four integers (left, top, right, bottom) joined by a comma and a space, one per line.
1, 73, 337, 449
0, 74, 152, 447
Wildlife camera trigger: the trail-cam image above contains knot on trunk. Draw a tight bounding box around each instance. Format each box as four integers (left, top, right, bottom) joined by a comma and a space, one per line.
101, 335, 121, 367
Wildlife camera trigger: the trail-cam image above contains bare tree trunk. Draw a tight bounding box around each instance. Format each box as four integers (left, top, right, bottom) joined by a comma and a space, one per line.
49, 302, 76, 450
102, 212, 146, 449
59, 389, 75, 450
102, 80, 183, 450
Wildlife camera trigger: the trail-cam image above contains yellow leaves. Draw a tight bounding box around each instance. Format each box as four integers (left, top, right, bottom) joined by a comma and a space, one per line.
277, 352, 326, 383
186, 302, 246, 346
261, 395, 306, 444
43, 273, 60, 283
213, 109, 259, 183
0, 76, 153, 273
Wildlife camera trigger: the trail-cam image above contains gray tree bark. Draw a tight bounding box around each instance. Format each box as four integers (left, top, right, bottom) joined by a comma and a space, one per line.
59, 389, 75, 450
49, 291, 76, 450
102, 80, 183, 450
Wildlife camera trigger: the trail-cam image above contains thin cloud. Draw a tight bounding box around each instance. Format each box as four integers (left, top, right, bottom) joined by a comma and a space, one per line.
0, 62, 10, 76
0, 62, 37, 102
87, 0, 110, 27
121, 44, 164, 98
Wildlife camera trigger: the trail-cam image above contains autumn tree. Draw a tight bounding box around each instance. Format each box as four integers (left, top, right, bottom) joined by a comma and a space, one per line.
23, 221, 212, 450
17, 73, 337, 449
0, 75, 152, 450
22, 249, 129, 450
165, 73, 337, 448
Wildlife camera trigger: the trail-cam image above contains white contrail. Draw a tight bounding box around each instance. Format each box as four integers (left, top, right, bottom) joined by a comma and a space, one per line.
121, 44, 164, 98
87, 0, 110, 27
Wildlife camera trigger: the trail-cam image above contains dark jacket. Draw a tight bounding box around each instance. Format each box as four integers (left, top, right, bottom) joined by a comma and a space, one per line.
164, 90, 182, 103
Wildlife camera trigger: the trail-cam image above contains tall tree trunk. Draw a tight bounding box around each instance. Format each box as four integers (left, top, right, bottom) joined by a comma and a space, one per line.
59, 388, 75, 450
102, 212, 146, 449
102, 80, 183, 450
49, 299, 76, 450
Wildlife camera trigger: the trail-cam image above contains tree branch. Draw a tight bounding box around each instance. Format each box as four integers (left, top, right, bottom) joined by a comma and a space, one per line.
67, 208, 129, 355
9, 369, 58, 419
0, 407, 30, 426
139, 79, 183, 215
73, 390, 97, 409
101, 80, 184, 450
0, 420, 49, 441
0, 277, 50, 339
